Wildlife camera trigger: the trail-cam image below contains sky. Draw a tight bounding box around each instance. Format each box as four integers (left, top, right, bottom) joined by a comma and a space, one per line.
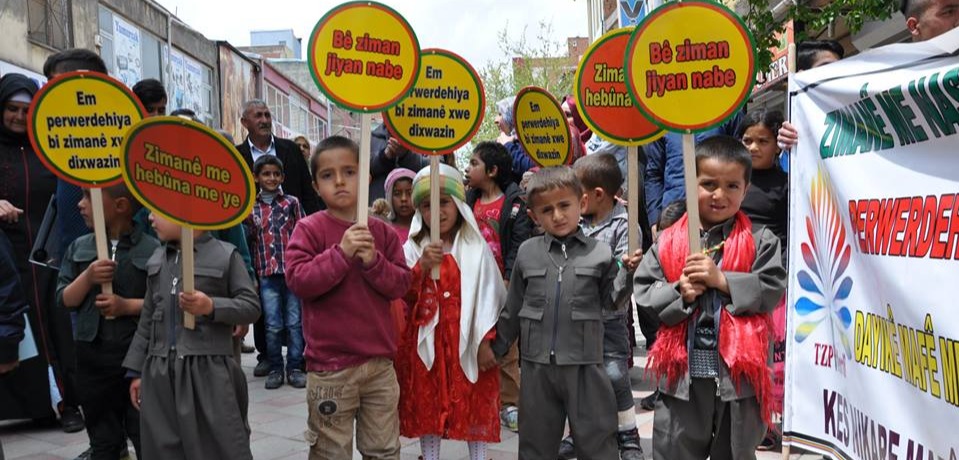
153, 0, 590, 68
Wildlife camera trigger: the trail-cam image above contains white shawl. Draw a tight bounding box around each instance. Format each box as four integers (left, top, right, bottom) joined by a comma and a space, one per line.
402, 196, 507, 383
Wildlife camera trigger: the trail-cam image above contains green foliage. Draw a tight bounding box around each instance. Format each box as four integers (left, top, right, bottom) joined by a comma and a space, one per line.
741, 0, 899, 69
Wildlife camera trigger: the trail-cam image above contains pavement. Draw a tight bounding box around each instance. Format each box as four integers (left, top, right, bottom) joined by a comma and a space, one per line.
0, 335, 823, 460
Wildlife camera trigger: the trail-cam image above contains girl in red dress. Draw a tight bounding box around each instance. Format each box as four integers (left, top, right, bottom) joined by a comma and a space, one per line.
397, 163, 507, 460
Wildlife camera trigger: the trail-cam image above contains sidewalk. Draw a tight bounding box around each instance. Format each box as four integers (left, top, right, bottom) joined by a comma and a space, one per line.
0, 345, 820, 460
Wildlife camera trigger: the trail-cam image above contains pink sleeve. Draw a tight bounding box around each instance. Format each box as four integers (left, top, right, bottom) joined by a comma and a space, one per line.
360, 223, 412, 300
285, 219, 353, 302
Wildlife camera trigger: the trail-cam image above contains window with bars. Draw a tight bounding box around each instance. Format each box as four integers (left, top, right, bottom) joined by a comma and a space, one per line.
27, 0, 73, 50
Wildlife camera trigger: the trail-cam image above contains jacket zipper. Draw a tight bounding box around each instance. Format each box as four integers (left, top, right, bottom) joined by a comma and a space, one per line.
549, 243, 568, 358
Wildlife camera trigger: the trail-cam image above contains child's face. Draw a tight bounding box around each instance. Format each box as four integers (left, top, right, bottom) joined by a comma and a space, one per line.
150, 212, 181, 242
77, 189, 120, 230
418, 193, 460, 238
697, 158, 748, 228
466, 154, 493, 189
528, 186, 586, 238
741, 123, 780, 170
390, 179, 414, 219
312, 147, 359, 213
256, 164, 284, 193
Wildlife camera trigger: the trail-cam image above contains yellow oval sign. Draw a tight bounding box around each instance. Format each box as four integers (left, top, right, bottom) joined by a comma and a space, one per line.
625, 1, 755, 132
383, 49, 485, 155
28, 71, 145, 187
307, 1, 421, 112
514, 87, 571, 168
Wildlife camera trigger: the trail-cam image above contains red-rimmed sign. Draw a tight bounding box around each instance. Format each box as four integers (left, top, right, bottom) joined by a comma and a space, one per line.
27, 71, 145, 187
624, 0, 755, 132
307, 1, 421, 112
383, 48, 485, 155
120, 117, 254, 230
574, 28, 665, 146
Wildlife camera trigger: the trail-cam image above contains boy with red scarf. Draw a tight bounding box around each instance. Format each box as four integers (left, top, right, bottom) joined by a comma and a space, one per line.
633, 136, 786, 460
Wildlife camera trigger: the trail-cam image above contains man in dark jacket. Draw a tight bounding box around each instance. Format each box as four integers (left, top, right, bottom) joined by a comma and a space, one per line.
235, 100, 322, 214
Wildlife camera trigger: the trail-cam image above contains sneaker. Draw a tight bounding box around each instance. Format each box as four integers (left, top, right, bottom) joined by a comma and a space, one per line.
639, 389, 659, 411
499, 405, 519, 432
60, 406, 85, 433
287, 369, 307, 389
558, 436, 576, 459
265, 371, 284, 389
617, 428, 646, 460
253, 358, 271, 377
757, 429, 781, 451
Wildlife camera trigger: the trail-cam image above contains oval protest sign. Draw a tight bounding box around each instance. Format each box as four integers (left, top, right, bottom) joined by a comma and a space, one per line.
383, 49, 485, 155
514, 87, 572, 168
624, 1, 755, 132
120, 117, 254, 230
308, 1, 420, 112
575, 28, 665, 146
28, 71, 145, 187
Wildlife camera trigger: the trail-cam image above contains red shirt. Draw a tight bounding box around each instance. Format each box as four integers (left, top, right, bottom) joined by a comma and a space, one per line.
473, 195, 505, 275
285, 211, 412, 371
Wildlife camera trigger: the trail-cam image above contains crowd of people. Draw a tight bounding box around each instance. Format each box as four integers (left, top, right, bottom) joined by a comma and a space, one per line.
0, 1, 956, 459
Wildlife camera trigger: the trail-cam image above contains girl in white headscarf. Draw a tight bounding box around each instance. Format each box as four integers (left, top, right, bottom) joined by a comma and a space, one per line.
395, 163, 507, 460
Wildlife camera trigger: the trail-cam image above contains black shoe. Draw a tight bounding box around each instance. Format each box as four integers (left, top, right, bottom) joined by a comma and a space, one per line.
640, 389, 659, 411
558, 436, 576, 459
287, 369, 307, 389
757, 429, 781, 451
72, 447, 92, 460
60, 406, 85, 433
265, 370, 284, 389
253, 358, 271, 377
241, 341, 255, 354
617, 428, 645, 460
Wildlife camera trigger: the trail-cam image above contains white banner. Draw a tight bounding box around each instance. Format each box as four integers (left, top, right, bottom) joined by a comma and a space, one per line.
113, 16, 141, 87
785, 28, 959, 459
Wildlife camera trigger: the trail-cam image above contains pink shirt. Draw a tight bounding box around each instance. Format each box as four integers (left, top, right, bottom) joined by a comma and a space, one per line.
285, 211, 412, 371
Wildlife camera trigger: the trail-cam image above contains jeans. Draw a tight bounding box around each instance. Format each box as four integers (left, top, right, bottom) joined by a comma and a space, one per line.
260, 274, 304, 372
603, 315, 635, 411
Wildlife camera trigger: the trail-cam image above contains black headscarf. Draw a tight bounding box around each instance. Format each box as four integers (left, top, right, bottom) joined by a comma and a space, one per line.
0, 73, 39, 143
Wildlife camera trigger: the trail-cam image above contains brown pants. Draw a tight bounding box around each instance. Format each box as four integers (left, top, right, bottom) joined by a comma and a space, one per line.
499, 342, 521, 407
305, 358, 400, 460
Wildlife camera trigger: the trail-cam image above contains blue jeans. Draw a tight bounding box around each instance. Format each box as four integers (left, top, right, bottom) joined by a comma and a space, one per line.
260, 274, 304, 372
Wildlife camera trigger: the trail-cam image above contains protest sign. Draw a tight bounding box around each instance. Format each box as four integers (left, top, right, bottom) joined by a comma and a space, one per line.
784, 28, 959, 460
513, 87, 571, 168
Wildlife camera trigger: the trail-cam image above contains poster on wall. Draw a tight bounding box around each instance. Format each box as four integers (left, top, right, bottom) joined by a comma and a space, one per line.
113, 16, 141, 87
218, 46, 257, 143
169, 50, 205, 117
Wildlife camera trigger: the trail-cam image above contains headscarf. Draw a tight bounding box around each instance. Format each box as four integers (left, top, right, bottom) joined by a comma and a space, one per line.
384, 168, 416, 199
0, 73, 39, 142
411, 163, 465, 207
496, 96, 516, 135
563, 94, 592, 142
403, 163, 506, 383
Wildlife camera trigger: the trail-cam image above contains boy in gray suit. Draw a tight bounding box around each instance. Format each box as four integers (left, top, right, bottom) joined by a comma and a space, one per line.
492, 166, 619, 460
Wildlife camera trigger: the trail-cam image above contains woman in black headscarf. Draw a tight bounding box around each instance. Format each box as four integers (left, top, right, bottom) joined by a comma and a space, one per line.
0, 72, 80, 428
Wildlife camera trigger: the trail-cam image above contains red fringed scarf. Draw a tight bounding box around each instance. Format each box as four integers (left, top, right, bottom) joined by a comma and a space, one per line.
648, 212, 775, 427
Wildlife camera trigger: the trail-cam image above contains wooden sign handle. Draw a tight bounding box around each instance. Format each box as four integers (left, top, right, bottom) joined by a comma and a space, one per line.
682, 133, 702, 254
357, 113, 373, 225
429, 156, 441, 280
90, 188, 116, 319
181, 226, 196, 330
626, 146, 641, 255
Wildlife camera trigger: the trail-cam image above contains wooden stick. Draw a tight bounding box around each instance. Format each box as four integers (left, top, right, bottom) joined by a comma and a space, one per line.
681, 133, 701, 254
181, 226, 195, 330
90, 188, 116, 319
429, 156, 441, 280
357, 113, 372, 225
782, 444, 791, 459
626, 146, 640, 254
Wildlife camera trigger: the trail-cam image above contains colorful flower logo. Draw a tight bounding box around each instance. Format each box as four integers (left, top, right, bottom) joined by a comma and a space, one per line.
794, 168, 854, 361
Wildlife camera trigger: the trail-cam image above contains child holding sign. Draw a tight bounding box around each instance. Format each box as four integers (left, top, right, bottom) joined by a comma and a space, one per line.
57, 183, 158, 459
633, 136, 786, 460
123, 214, 260, 460
285, 136, 411, 460
396, 164, 505, 460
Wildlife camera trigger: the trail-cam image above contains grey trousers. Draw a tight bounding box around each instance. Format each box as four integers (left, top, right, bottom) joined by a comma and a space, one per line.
139, 352, 252, 460
653, 378, 765, 460
518, 360, 618, 460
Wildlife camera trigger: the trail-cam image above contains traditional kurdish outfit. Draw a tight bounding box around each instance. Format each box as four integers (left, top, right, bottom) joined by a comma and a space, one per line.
396, 164, 506, 455
634, 212, 786, 460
